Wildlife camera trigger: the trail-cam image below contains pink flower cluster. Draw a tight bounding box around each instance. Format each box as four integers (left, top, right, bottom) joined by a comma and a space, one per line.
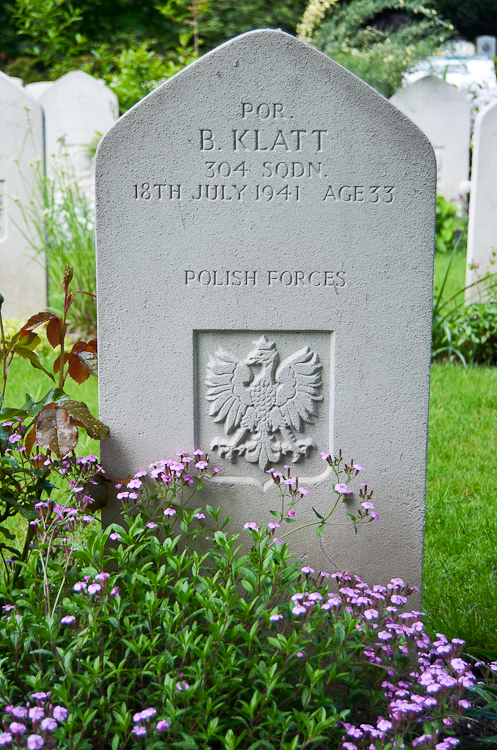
1, 694, 67, 748
115, 451, 220, 502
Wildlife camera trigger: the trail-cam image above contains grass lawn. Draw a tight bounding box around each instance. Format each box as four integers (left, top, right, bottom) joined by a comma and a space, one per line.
2, 252, 496, 649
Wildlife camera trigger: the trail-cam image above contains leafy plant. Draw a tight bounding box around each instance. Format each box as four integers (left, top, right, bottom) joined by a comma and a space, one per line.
299, 0, 454, 98
432, 240, 497, 364
0, 268, 108, 579
436, 195, 467, 255
0, 450, 486, 749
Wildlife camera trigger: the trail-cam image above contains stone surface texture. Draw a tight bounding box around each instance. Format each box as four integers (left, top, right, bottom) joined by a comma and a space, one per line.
390, 76, 470, 201
0, 71, 46, 319
465, 100, 497, 300
39, 71, 118, 204
96, 30, 435, 588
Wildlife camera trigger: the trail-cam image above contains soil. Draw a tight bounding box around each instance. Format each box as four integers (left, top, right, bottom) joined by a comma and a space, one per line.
453, 714, 497, 747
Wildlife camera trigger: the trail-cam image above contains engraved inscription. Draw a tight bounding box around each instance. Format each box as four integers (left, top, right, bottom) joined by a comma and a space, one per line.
185, 270, 346, 289
206, 335, 322, 469
131, 101, 397, 206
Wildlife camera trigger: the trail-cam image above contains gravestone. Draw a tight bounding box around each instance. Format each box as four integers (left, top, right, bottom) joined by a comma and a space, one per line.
36, 71, 119, 203
96, 30, 436, 588
476, 36, 497, 58
465, 100, 497, 300
25, 81, 54, 98
0, 71, 46, 319
390, 76, 470, 202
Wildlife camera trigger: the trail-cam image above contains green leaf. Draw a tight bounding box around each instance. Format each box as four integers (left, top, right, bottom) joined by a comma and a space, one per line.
14, 347, 55, 381
57, 399, 110, 440
0, 525, 15, 541
312, 506, 324, 520
316, 524, 324, 539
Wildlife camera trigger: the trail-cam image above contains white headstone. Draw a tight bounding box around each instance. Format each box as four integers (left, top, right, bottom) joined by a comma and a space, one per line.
96, 30, 436, 588
25, 81, 54, 98
38, 71, 118, 203
465, 100, 497, 300
390, 76, 470, 201
476, 36, 497, 58
0, 72, 46, 319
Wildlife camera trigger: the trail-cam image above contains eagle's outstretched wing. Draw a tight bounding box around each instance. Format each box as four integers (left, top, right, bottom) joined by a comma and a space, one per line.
274, 346, 322, 431
205, 349, 254, 433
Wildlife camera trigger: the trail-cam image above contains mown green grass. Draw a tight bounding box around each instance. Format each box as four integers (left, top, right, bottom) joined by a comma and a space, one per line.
424, 363, 497, 649
433, 248, 466, 308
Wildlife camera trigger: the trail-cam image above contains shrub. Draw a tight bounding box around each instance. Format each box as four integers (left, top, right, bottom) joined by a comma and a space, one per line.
0, 450, 490, 749
435, 196, 467, 256
298, 0, 454, 98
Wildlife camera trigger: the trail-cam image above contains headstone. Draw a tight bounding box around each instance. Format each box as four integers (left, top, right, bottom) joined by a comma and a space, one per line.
476, 36, 497, 58
25, 81, 54, 98
96, 30, 436, 589
465, 100, 497, 300
0, 71, 46, 319
37, 71, 119, 203
390, 76, 470, 201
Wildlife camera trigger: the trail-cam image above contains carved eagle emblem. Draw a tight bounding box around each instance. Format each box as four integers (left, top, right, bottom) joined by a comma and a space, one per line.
206, 336, 323, 470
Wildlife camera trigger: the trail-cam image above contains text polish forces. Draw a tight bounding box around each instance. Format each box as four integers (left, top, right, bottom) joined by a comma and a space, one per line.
184, 271, 346, 288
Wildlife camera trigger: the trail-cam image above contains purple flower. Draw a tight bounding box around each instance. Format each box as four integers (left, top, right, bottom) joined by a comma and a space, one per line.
27, 736, 44, 750
194, 513, 205, 520
270, 613, 283, 621
60, 615, 75, 625
0, 733, 12, 746
146, 521, 158, 529
301, 566, 314, 574
8, 434, 21, 444
377, 719, 392, 732
163, 508, 176, 517
296, 652, 304, 658
320, 452, 331, 460
110, 587, 119, 596
87, 583, 101, 595
287, 510, 296, 518
299, 487, 310, 495
292, 604, 306, 616
9, 723, 26, 735
176, 681, 189, 692
267, 522, 280, 530
132, 726, 147, 737
361, 501, 374, 510
29, 707, 44, 722
195, 461, 208, 469
308, 592, 322, 601
193, 449, 204, 456
459, 699, 471, 709
377, 631, 392, 641
140, 708, 157, 720
2, 605, 14, 612
343, 743, 358, 750
95, 573, 110, 582
40, 718, 57, 732
450, 658, 468, 672
243, 522, 259, 532
156, 720, 170, 732
11, 708, 27, 719
30, 693, 48, 701
52, 707, 68, 722
133, 712, 145, 723
353, 464, 365, 471
363, 609, 378, 620
272, 538, 284, 545
335, 483, 351, 494
73, 582, 87, 592
127, 479, 142, 489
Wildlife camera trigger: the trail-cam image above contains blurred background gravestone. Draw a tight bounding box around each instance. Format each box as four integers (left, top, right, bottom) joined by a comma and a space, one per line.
0, 71, 46, 319
29, 71, 119, 206
465, 100, 497, 301
476, 35, 497, 57
390, 76, 470, 202
96, 30, 436, 589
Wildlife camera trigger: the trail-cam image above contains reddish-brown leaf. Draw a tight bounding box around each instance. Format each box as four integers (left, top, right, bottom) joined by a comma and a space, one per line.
24, 426, 36, 456
35, 404, 78, 458
67, 354, 90, 384
46, 318, 62, 348
19, 312, 57, 339
53, 353, 71, 375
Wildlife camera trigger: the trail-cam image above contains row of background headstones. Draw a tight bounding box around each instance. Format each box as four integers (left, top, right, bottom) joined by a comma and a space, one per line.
1, 57, 496, 320
0, 70, 118, 318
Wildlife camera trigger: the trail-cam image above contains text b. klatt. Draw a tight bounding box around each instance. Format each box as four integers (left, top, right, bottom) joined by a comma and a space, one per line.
185, 270, 346, 288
